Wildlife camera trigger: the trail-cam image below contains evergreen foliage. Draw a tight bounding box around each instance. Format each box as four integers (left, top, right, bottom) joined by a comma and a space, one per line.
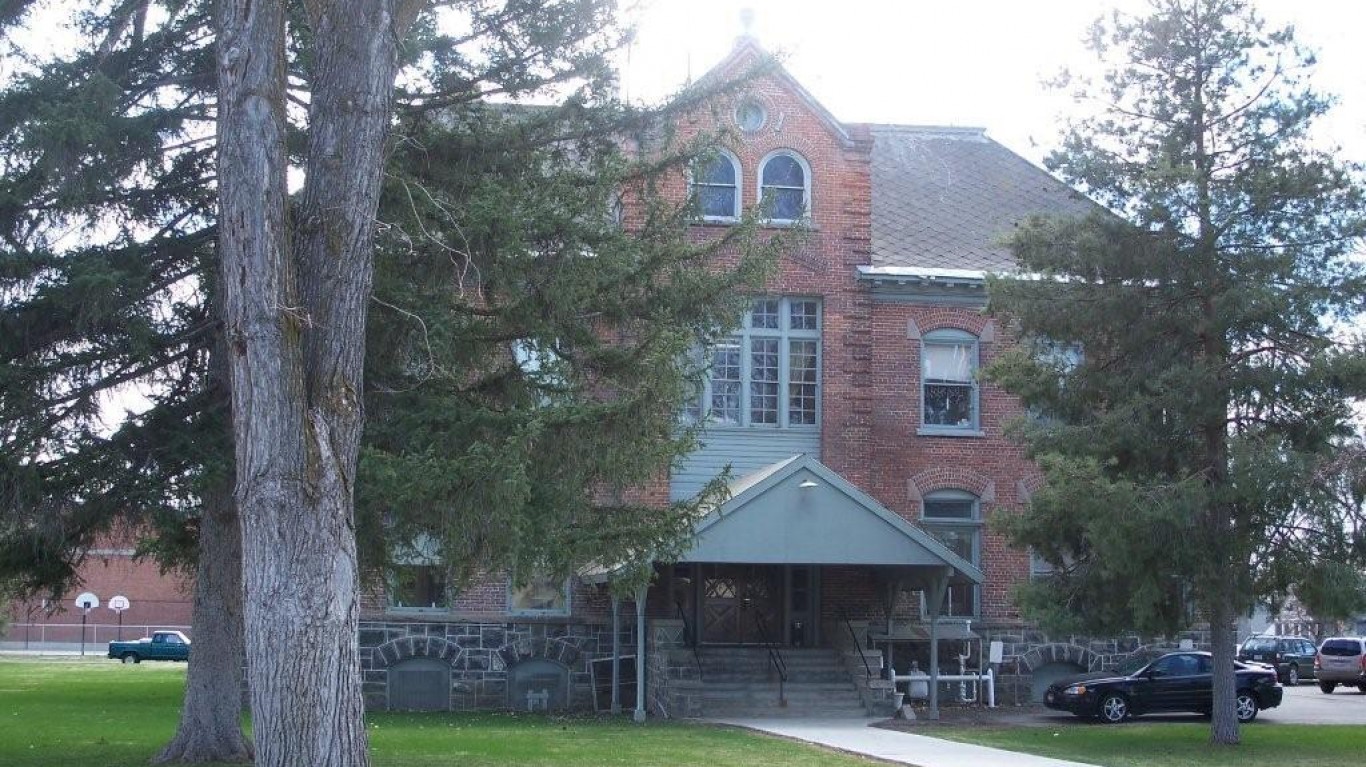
0, 0, 220, 594
364, 103, 787, 593
987, 0, 1366, 743
1, 0, 783, 730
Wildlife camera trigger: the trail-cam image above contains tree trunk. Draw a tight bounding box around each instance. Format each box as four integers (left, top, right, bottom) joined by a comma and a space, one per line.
153, 476, 253, 764
217, 2, 407, 765
1207, 601, 1239, 744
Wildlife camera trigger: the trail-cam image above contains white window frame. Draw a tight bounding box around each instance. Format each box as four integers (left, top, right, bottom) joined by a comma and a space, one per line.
919, 328, 981, 436
508, 574, 572, 617
691, 149, 742, 223
921, 490, 981, 618
757, 149, 812, 225
693, 297, 822, 429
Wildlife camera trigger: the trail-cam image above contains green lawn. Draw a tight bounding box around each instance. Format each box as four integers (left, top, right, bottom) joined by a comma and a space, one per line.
934, 722, 1366, 767
0, 658, 876, 767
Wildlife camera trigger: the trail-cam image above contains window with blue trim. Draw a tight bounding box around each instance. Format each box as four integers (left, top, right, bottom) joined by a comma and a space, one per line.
759, 151, 810, 223
692, 150, 741, 221
922, 490, 981, 618
921, 329, 980, 432
691, 297, 821, 428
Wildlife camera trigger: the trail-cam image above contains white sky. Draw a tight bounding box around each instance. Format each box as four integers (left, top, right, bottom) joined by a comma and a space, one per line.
619, 0, 1366, 167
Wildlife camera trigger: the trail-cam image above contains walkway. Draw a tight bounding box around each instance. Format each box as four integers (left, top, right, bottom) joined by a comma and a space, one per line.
711, 717, 1099, 767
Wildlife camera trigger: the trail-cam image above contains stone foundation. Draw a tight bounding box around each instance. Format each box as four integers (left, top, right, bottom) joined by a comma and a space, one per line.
359, 619, 629, 711
646, 619, 703, 718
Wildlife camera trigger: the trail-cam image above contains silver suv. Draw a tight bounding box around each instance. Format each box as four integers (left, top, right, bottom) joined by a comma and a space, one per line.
1315, 637, 1366, 693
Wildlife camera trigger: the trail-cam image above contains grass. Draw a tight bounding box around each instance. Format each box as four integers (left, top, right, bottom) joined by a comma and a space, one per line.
0, 658, 877, 767
933, 722, 1366, 767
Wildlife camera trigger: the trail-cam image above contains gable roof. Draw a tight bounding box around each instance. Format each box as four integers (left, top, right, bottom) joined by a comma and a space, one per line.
869, 125, 1099, 273
681, 455, 982, 584
693, 37, 855, 148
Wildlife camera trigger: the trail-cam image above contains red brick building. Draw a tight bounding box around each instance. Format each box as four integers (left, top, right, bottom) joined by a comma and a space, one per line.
10, 39, 1186, 714
356, 40, 1185, 717
4, 540, 193, 649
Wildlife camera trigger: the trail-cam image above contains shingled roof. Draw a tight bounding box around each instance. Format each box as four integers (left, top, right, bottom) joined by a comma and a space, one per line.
869, 125, 1098, 273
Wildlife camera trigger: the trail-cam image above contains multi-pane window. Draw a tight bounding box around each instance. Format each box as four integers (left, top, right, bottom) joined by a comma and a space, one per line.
788, 339, 819, 425
694, 297, 821, 428
922, 329, 980, 431
922, 491, 981, 617
750, 337, 780, 424
759, 151, 810, 222
693, 151, 740, 221
709, 341, 742, 424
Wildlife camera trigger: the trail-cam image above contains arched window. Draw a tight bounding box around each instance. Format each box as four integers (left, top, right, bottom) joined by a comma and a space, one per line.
921, 328, 980, 433
692, 150, 741, 221
922, 490, 981, 617
758, 151, 810, 223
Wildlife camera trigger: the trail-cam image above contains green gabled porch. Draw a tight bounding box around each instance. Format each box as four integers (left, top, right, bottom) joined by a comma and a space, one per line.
588, 455, 984, 719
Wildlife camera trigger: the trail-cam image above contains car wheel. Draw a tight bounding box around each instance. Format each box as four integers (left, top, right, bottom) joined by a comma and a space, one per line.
121, 653, 139, 665
1319, 681, 1337, 694
1097, 693, 1130, 724
1235, 691, 1259, 723
1285, 664, 1299, 686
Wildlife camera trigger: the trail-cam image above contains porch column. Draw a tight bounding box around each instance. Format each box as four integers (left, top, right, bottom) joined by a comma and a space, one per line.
925, 568, 951, 721
611, 593, 622, 715
634, 584, 647, 723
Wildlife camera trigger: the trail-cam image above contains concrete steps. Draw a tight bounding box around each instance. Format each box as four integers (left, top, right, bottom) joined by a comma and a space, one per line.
696, 647, 868, 718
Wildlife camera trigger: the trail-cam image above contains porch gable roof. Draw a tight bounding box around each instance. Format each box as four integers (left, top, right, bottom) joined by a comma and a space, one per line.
680, 455, 983, 585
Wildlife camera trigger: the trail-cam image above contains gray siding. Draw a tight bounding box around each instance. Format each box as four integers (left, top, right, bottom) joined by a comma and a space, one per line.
670, 428, 820, 502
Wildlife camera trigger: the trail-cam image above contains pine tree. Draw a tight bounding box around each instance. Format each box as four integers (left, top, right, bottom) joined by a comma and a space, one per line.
0, 2, 251, 760
5, 1, 781, 763
360, 101, 784, 593
988, 0, 1366, 744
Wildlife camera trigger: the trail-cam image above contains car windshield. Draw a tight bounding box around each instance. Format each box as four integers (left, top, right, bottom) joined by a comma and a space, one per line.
1241, 638, 1276, 652
1115, 654, 1159, 676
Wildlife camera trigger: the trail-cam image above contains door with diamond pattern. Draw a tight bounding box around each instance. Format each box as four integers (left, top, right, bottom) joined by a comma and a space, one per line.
700, 565, 782, 644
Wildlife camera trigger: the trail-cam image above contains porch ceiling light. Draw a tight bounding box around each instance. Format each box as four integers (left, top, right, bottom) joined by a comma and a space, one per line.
798, 479, 819, 490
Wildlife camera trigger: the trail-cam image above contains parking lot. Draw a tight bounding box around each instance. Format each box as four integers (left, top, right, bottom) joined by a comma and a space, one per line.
1258, 682, 1366, 725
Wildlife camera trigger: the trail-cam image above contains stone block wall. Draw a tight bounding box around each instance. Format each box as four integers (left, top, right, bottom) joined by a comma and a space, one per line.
359, 618, 630, 712
646, 619, 702, 719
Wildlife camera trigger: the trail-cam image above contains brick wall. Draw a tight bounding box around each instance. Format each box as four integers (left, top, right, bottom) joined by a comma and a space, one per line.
6, 544, 194, 640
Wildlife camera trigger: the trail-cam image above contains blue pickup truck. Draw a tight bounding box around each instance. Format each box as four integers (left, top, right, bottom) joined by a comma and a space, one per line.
107, 630, 191, 663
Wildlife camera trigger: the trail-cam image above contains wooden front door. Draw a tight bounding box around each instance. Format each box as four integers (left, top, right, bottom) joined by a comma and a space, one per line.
700, 565, 782, 644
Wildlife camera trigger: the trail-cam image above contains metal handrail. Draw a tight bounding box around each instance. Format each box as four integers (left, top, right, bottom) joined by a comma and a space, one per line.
674, 601, 703, 681
748, 605, 788, 706
838, 608, 874, 678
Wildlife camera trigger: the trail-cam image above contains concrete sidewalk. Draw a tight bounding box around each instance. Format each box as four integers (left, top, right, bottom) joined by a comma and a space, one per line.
711, 717, 1099, 767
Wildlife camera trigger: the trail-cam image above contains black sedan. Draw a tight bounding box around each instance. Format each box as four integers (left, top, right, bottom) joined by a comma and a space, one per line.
1043, 651, 1282, 724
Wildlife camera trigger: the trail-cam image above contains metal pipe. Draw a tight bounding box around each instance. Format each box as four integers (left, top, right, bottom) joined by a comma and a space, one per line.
634, 585, 647, 723
928, 613, 939, 720
611, 595, 621, 715
890, 670, 996, 708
